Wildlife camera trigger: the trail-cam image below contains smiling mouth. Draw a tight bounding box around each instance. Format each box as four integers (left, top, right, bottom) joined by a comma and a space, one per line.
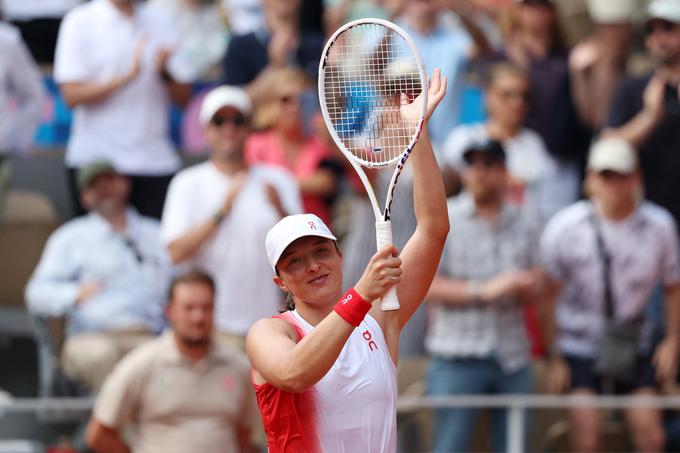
307, 274, 329, 284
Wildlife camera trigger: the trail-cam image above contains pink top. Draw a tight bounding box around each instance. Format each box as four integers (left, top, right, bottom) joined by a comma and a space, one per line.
245, 132, 334, 225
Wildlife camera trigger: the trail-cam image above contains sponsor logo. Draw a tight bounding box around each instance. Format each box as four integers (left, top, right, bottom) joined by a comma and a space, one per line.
308, 221, 317, 230
362, 330, 378, 351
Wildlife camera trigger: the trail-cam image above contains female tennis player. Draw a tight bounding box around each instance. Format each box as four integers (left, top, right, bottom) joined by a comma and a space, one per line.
245, 69, 447, 452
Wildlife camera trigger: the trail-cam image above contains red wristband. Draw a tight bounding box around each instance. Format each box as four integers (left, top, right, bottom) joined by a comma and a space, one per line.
334, 288, 371, 327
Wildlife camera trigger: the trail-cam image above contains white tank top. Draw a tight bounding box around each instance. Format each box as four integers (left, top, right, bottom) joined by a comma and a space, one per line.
285, 309, 398, 452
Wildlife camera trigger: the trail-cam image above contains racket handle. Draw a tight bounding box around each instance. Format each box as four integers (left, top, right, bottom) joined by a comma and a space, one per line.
376, 220, 400, 311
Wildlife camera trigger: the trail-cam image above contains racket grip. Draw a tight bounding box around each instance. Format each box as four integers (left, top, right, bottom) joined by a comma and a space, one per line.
376, 220, 400, 311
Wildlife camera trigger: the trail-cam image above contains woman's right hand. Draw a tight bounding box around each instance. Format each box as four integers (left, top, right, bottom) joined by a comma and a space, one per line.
354, 245, 402, 302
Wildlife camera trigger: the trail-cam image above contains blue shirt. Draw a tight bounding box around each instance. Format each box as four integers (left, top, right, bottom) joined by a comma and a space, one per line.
396, 19, 471, 148
25, 208, 172, 336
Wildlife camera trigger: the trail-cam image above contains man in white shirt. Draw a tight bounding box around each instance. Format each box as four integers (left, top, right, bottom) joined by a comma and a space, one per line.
53, 0, 192, 219
26, 161, 172, 391
160, 85, 302, 349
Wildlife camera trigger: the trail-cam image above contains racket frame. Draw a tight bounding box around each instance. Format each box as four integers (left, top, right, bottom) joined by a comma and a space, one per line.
318, 18, 428, 310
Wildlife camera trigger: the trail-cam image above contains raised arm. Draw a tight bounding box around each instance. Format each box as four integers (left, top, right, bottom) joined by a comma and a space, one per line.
384, 69, 450, 329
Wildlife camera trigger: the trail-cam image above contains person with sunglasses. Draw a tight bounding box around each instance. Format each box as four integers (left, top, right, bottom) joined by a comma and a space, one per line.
425, 138, 545, 453
160, 85, 303, 351
441, 62, 563, 223
604, 0, 680, 230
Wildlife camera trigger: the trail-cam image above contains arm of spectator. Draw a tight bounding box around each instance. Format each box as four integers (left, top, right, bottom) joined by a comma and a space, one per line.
539, 275, 570, 394
9, 33, 45, 152
568, 39, 600, 128
428, 270, 542, 306
156, 47, 192, 107
655, 283, 680, 385
59, 37, 144, 108
601, 72, 668, 147
85, 419, 130, 453
298, 168, 338, 197
24, 230, 92, 316
165, 171, 248, 264
440, 0, 492, 59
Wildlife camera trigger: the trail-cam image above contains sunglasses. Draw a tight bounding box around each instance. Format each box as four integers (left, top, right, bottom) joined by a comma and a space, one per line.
645, 20, 678, 36
597, 170, 630, 181
211, 114, 247, 127
497, 89, 532, 103
465, 154, 504, 169
280, 94, 302, 105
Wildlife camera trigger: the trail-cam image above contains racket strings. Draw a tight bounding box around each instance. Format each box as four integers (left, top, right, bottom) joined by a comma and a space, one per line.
322, 23, 422, 166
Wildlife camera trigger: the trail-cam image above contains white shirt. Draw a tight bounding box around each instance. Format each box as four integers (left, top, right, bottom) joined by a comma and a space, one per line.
147, 0, 229, 82
441, 123, 560, 222
160, 162, 303, 335
0, 22, 45, 154
1, 0, 84, 20
54, 0, 185, 174
25, 209, 172, 336
541, 200, 680, 357
222, 0, 264, 36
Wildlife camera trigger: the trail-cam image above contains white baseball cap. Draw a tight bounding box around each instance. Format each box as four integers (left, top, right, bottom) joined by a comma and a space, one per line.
199, 85, 252, 126
587, 137, 638, 174
265, 214, 337, 270
648, 0, 680, 24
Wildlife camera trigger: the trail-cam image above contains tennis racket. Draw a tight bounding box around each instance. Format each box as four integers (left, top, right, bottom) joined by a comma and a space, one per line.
318, 18, 427, 311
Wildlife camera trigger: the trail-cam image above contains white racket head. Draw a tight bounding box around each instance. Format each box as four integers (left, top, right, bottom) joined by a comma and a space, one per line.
318, 19, 428, 168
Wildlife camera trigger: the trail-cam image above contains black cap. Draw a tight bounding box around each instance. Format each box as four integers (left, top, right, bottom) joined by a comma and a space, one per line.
462, 139, 506, 165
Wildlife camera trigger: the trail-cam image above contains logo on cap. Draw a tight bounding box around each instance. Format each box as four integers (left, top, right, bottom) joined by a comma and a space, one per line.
308, 221, 317, 230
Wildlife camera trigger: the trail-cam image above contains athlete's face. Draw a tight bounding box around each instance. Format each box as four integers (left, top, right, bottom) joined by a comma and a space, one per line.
274, 237, 343, 307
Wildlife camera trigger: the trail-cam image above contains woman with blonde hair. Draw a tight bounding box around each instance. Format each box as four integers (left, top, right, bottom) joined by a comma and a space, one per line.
245, 66, 342, 226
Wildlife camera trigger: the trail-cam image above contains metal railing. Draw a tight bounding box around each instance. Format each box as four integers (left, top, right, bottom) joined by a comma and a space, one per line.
3, 395, 680, 452
398, 394, 680, 452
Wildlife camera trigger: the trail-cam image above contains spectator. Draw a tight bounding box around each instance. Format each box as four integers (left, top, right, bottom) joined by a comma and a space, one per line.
1, 0, 84, 63
442, 63, 563, 222
222, 0, 325, 104
542, 137, 680, 453
603, 0, 680, 227
25, 161, 171, 392
245, 66, 341, 226
86, 270, 261, 452
568, 0, 639, 129
396, 0, 490, 147
54, 0, 193, 220
425, 139, 543, 453
147, 0, 231, 82
0, 18, 45, 218
221, 0, 264, 36
160, 85, 302, 350
494, 0, 588, 192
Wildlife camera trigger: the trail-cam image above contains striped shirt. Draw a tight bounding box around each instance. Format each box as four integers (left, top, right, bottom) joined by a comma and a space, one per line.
425, 193, 540, 373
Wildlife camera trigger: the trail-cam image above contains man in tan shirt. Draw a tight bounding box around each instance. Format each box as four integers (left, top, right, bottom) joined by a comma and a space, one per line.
85, 270, 261, 453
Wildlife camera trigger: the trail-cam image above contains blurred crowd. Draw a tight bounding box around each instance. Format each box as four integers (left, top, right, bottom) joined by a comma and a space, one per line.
2, 0, 680, 451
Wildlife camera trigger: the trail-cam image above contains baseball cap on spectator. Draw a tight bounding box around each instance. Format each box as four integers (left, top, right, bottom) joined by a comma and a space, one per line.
647, 0, 680, 24
77, 161, 117, 190
199, 85, 252, 126
265, 214, 337, 270
587, 137, 638, 174
462, 139, 506, 166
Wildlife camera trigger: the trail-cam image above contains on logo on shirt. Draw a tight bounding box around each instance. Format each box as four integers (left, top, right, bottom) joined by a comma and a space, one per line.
362, 330, 377, 351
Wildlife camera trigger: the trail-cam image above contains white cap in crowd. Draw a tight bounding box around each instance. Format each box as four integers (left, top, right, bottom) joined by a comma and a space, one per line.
587, 137, 638, 174
199, 85, 252, 126
265, 214, 337, 270
648, 0, 680, 23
